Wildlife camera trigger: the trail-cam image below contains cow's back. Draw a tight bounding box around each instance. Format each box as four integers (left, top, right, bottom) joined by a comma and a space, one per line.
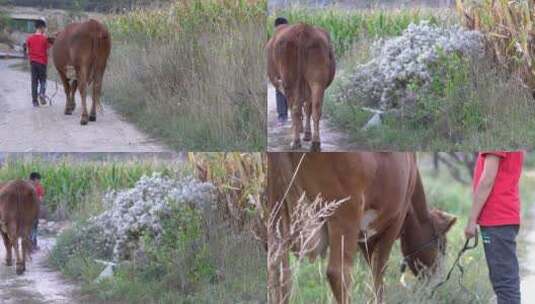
268, 23, 335, 91
268, 152, 418, 237
0, 180, 39, 233
52, 19, 111, 71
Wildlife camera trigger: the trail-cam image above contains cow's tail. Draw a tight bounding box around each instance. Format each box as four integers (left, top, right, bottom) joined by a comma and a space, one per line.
296, 27, 308, 110
15, 181, 34, 261
91, 23, 110, 113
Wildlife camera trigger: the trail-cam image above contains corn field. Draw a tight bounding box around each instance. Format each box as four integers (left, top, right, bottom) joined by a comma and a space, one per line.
0, 157, 173, 219
268, 7, 455, 56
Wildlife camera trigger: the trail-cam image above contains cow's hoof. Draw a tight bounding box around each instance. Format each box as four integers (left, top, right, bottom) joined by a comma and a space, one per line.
89, 115, 96, 122
290, 141, 302, 150
303, 132, 312, 142
64, 110, 72, 115
15, 263, 24, 275
80, 119, 88, 126
5, 260, 12, 266
310, 141, 321, 152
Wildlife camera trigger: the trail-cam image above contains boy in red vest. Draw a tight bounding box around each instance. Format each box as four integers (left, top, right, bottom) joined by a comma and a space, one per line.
26, 19, 51, 107
29, 172, 45, 250
465, 151, 524, 304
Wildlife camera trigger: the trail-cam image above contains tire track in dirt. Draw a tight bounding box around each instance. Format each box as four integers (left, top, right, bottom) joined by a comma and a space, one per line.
0, 59, 169, 153
0, 237, 79, 304
267, 84, 359, 152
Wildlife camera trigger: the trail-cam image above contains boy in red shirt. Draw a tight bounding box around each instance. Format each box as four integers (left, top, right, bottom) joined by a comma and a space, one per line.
465, 151, 524, 304
26, 19, 51, 107
29, 172, 45, 250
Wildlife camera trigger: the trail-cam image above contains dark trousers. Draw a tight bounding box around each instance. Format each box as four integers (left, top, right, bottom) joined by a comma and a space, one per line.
276, 89, 288, 120
30, 217, 38, 248
31, 61, 47, 103
481, 225, 521, 304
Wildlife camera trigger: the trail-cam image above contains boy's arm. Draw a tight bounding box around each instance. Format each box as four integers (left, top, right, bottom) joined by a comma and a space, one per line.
26, 37, 30, 59
465, 154, 500, 238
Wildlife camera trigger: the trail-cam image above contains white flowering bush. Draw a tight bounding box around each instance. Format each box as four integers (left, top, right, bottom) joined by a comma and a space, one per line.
333, 21, 484, 111
54, 173, 216, 262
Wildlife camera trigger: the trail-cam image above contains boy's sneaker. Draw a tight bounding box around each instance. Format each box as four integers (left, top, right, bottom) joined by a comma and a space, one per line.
32, 100, 39, 107
38, 94, 47, 105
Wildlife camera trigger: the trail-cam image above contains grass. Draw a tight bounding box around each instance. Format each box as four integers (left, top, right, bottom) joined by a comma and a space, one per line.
39, 153, 267, 303
101, 0, 266, 151
325, 52, 535, 150
285, 153, 535, 303
274, 6, 535, 150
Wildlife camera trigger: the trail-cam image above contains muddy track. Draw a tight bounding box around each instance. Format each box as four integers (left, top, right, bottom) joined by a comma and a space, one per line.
267, 85, 359, 152
0, 59, 169, 153
0, 237, 79, 304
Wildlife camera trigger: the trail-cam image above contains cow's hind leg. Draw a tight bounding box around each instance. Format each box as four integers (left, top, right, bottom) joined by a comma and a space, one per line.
289, 92, 302, 150
326, 204, 361, 304
303, 85, 312, 142
20, 234, 32, 273
60, 74, 73, 115
89, 75, 103, 122
77, 67, 89, 125
1, 231, 12, 266
9, 228, 23, 275
68, 79, 78, 113
310, 84, 324, 152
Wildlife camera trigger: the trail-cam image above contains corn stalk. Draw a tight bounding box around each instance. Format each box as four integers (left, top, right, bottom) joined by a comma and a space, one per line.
188, 152, 266, 233
456, 0, 535, 91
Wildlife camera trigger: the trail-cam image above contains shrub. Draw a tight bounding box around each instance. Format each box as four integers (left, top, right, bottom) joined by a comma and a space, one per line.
332, 22, 484, 111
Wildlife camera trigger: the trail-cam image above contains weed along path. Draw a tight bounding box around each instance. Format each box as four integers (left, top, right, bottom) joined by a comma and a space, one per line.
267, 85, 358, 152
0, 237, 79, 304
0, 59, 169, 152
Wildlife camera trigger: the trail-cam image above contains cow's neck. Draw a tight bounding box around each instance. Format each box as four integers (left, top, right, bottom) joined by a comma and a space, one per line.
401, 172, 435, 256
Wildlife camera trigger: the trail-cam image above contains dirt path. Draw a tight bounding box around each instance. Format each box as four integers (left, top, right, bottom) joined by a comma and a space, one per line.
0, 59, 169, 152
267, 85, 358, 152
0, 237, 79, 304
521, 201, 535, 303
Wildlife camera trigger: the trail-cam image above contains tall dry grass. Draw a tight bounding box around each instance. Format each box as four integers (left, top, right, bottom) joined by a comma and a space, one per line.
456, 0, 535, 91
103, 0, 266, 151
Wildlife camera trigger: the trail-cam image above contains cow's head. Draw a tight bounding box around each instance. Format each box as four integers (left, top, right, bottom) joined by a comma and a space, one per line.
47, 31, 61, 44
400, 208, 457, 278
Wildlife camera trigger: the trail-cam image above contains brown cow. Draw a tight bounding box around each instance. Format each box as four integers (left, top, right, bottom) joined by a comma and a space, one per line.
267, 152, 456, 304
0, 180, 39, 275
52, 19, 111, 125
267, 23, 336, 151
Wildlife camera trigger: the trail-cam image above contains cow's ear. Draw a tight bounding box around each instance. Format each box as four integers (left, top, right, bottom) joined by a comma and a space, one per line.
432, 209, 457, 233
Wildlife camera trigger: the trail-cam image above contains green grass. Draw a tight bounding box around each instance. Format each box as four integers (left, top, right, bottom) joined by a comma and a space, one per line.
325, 52, 535, 150
102, 0, 266, 151
285, 154, 535, 303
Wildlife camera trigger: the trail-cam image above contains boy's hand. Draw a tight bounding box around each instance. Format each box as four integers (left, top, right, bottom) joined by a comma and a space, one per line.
465, 220, 477, 239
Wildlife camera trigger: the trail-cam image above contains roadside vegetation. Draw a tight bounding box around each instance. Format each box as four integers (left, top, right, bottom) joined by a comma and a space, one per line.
285, 153, 535, 303
271, 6, 535, 150
0, 153, 267, 303
102, 0, 266, 151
